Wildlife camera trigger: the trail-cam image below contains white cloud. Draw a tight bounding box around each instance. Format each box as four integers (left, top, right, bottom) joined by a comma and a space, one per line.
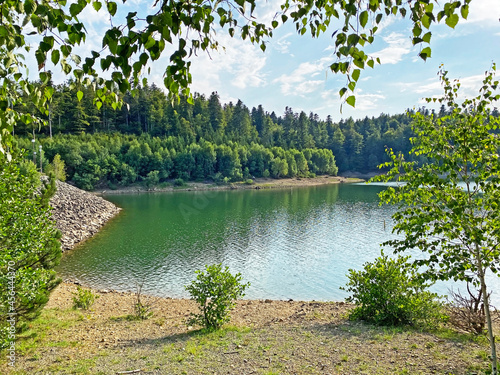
371, 32, 413, 64
272, 57, 330, 96
187, 34, 268, 94
317, 88, 385, 114
296, 80, 324, 94
273, 33, 293, 54
398, 73, 488, 101
355, 92, 386, 111
254, 0, 284, 25
464, 0, 500, 26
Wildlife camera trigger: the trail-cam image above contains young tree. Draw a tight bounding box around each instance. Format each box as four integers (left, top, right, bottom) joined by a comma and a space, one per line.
0, 152, 62, 347
374, 65, 500, 374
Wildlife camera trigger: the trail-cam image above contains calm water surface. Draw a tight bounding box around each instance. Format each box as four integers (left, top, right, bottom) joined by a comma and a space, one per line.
56, 183, 500, 303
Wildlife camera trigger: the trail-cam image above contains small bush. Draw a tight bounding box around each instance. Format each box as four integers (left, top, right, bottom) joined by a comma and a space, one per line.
174, 178, 185, 186
244, 179, 254, 185
446, 284, 490, 334
133, 282, 154, 320
341, 252, 444, 328
72, 286, 99, 310
143, 170, 160, 188
185, 264, 250, 330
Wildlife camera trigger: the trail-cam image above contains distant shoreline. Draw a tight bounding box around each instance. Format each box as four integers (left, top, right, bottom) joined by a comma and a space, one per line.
93, 175, 365, 195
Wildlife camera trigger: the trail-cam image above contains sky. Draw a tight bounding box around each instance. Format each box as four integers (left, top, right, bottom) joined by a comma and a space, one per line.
40, 0, 500, 122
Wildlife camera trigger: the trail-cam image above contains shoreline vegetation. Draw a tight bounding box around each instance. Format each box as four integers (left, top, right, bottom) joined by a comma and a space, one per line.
93, 175, 365, 195
2, 281, 494, 374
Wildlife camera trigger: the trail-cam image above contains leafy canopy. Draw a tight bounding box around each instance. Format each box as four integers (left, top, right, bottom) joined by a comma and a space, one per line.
0, 0, 472, 154
374, 65, 500, 286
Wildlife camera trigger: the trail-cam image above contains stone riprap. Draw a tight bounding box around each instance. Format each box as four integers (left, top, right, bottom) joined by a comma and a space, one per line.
50, 180, 121, 251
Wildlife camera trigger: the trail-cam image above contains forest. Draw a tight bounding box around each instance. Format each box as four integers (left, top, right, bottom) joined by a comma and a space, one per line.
14, 81, 455, 190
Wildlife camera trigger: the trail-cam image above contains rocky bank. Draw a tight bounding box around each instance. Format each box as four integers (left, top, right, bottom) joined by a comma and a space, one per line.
50, 180, 121, 251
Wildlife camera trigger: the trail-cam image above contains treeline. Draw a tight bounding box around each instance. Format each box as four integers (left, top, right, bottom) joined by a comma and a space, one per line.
13, 81, 437, 174
17, 134, 338, 190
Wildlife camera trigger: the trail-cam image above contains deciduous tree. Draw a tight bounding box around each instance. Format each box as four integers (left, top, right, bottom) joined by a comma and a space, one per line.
374, 65, 500, 374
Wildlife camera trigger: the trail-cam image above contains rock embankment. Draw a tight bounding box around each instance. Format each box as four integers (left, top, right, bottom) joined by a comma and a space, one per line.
50, 181, 121, 251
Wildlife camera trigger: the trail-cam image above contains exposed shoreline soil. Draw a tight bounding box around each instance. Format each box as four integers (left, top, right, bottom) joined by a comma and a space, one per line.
2, 281, 493, 374
92, 176, 364, 195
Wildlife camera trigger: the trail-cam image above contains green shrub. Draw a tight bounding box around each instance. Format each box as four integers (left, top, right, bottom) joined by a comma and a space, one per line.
17, 158, 40, 188
185, 264, 250, 330
341, 252, 445, 328
174, 178, 185, 186
72, 286, 99, 310
0, 154, 62, 349
143, 170, 160, 188
244, 179, 254, 185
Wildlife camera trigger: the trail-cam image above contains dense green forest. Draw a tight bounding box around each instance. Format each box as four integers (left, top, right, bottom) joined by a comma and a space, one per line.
14, 81, 456, 190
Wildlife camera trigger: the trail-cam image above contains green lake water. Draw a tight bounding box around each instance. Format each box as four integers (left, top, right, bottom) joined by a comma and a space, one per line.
56, 183, 500, 303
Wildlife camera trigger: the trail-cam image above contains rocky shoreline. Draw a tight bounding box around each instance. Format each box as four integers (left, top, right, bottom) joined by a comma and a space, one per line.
50, 180, 121, 251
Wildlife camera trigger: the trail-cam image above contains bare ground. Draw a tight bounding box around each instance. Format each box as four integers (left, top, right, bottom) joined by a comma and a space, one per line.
93, 176, 362, 195
1, 282, 493, 375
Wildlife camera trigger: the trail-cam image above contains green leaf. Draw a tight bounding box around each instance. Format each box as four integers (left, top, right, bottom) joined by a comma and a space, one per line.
61, 45, 72, 57
445, 14, 459, 29
352, 69, 361, 82
69, 3, 83, 17
422, 15, 431, 29
339, 87, 347, 97
346, 95, 356, 107
461, 5, 469, 19
413, 25, 422, 37
347, 33, 360, 46
93, 1, 102, 12
422, 32, 432, 43
24, 0, 36, 15
107, 1, 117, 16
419, 46, 432, 61
359, 11, 369, 28
44, 86, 54, 99
77, 90, 83, 102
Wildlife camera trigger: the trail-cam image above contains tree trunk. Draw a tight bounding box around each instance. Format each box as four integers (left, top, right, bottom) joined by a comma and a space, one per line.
476, 244, 498, 375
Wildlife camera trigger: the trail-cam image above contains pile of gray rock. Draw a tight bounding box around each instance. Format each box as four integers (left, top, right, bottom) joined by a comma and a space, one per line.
49, 181, 121, 251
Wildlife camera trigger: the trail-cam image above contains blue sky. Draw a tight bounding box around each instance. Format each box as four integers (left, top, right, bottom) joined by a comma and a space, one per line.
46, 0, 500, 121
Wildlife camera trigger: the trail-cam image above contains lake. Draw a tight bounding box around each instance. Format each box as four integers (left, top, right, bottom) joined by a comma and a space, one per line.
56, 182, 500, 304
